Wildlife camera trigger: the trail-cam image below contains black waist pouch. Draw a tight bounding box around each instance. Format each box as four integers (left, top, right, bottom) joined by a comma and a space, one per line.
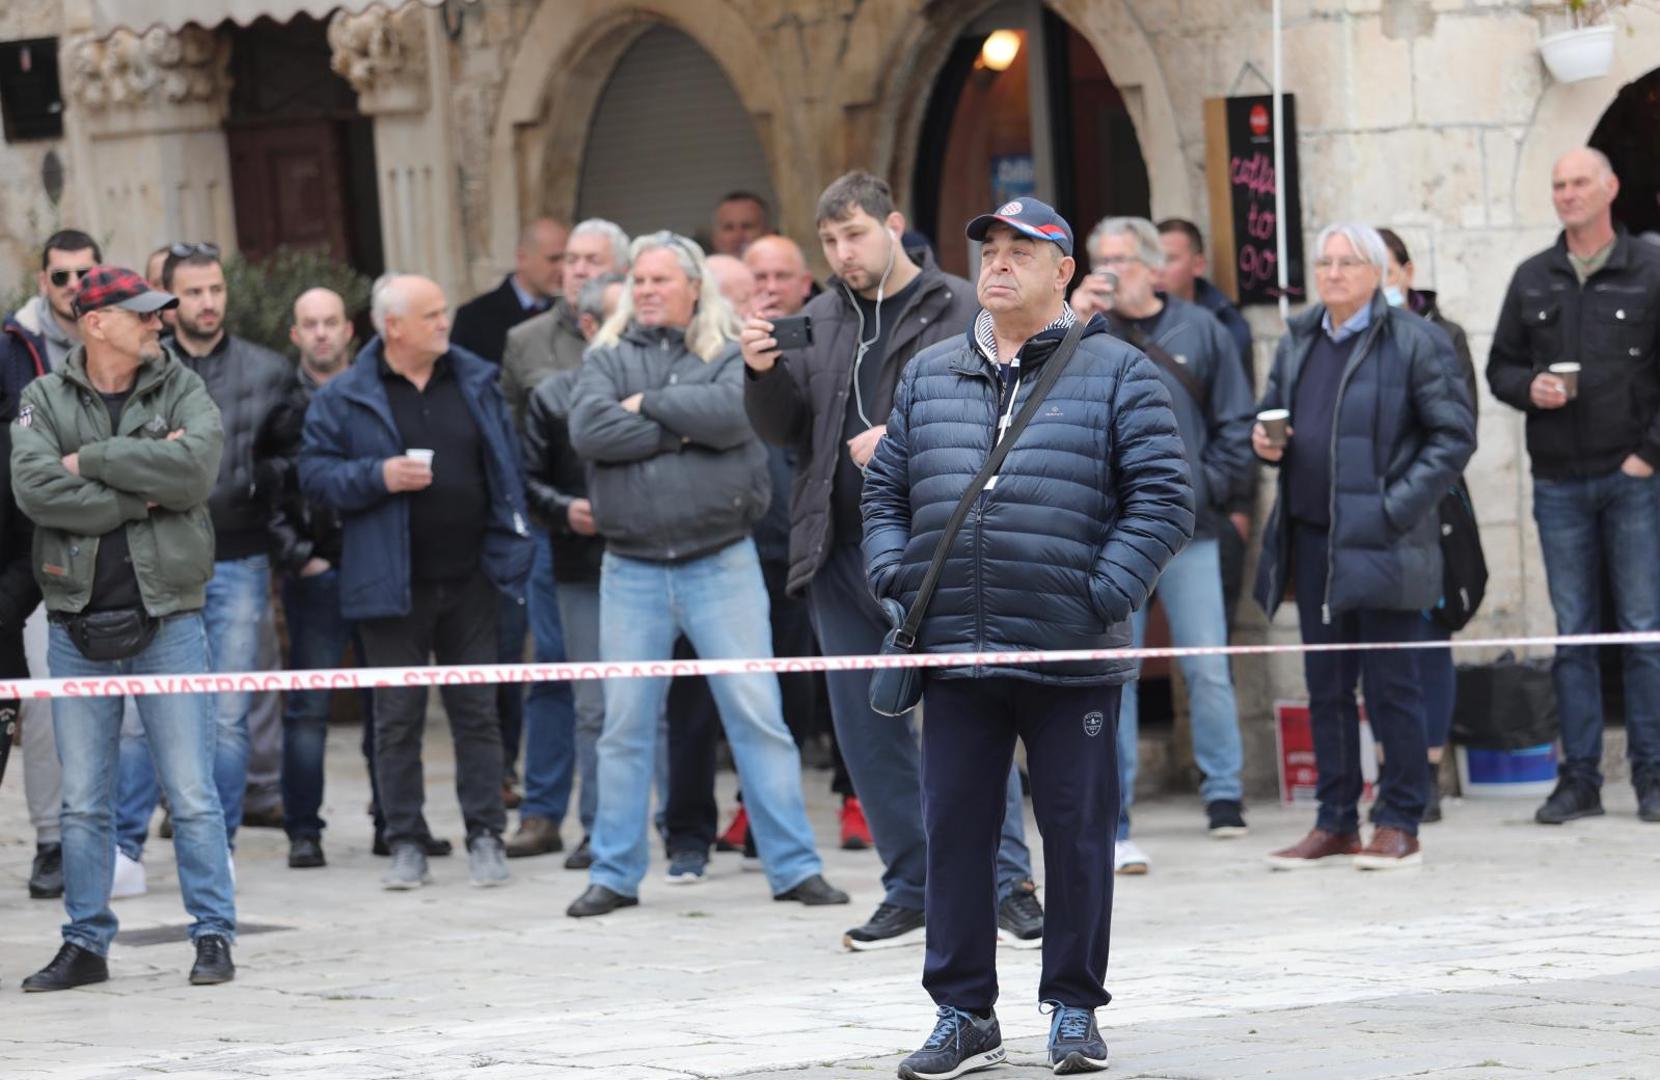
58, 608, 159, 662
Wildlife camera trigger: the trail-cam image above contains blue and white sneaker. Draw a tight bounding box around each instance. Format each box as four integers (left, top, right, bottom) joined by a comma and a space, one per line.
664, 851, 707, 884
897, 1006, 1005, 1080
1042, 1001, 1109, 1074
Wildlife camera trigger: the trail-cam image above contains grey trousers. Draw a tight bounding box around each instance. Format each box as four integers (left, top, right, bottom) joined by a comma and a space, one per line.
556, 581, 605, 835
242, 604, 284, 814
21, 607, 61, 845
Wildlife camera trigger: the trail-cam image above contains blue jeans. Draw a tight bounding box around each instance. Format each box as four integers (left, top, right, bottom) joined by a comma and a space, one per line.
117, 555, 271, 849
521, 534, 579, 823
1116, 538, 1244, 840
591, 540, 821, 898
51, 614, 235, 955
279, 568, 360, 839
1533, 470, 1660, 784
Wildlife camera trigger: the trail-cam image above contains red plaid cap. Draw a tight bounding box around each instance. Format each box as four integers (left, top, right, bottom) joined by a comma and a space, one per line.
72, 266, 179, 319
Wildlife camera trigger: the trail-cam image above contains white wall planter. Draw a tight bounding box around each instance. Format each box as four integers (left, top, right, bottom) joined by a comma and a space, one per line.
1538, 24, 1617, 83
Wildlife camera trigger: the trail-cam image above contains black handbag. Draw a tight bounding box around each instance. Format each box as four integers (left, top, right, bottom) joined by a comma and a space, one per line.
60, 607, 160, 663
869, 319, 1089, 717
1430, 478, 1487, 632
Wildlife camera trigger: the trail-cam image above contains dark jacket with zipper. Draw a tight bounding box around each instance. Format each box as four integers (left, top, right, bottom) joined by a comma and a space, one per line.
259, 365, 345, 572
1253, 294, 1475, 620
569, 323, 769, 563
172, 332, 304, 563
522, 367, 603, 585
1104, 295, 1254, 539
298, 338, 534, 620
745, 254, 978, 596
861, 314, 1194, 686
0, 381, 42, 657
1487, 227, 1660, 479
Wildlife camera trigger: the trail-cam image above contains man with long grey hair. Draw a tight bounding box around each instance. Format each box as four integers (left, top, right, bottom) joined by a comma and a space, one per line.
1252, 222, 1473, 871
499, 218, 631, 863
564, 231, 847, 917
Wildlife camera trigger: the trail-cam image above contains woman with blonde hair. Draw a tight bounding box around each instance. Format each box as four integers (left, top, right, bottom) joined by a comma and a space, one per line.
565, 231, 847, 918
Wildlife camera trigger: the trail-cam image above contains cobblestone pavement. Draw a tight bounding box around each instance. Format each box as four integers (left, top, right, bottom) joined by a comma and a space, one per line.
2, 719, 1657, 1079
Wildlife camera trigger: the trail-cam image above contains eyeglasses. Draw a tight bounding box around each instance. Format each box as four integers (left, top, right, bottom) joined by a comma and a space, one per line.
48, 267, 94, 288
1314, 256, 1372, 273
168, 241, 221, 259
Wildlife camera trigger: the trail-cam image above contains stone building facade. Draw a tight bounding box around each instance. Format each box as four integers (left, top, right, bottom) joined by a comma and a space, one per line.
3, 0, 1657, 792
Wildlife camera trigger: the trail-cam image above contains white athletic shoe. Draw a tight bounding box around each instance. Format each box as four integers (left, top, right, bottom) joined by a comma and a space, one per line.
1113, 839, 1150, 876
111, 850, 148, 899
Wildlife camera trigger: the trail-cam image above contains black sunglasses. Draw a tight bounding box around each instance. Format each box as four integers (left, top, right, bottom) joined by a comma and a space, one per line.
169, 241, 221, 259
48, 267, 94, 287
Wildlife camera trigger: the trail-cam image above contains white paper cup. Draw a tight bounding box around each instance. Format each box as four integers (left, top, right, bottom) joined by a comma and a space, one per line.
406, 448, 435, 467
1549, 362, 1580, 400
1257, 409, 1291, 447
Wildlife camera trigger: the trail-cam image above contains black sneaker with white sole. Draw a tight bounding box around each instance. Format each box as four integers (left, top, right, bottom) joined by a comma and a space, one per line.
897, 1006, 1005, 1080
996, 882, 1043, 949
1535, 775, 1604, 824
1205, 799, 1248, 837
843, 902, 925, 951
1043, 1001, 1109, 1074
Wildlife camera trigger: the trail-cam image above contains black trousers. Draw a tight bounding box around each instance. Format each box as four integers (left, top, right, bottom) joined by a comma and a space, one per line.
663, 558, 850, 855
357, 573, 507, 846
920, 675, 1121, 1013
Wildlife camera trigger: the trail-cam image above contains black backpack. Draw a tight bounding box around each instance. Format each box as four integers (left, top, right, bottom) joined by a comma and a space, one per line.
1430, 478, 1487, 632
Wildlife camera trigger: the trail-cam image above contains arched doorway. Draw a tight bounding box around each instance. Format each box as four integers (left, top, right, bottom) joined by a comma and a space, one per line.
574, 25, 777, 250
1590, 66, 1660, 239
910, 0, 1151, 279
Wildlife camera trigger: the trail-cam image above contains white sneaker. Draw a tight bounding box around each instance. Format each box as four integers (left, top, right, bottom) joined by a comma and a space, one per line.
1113, 839, 1150, 876
112, 850, 148, 899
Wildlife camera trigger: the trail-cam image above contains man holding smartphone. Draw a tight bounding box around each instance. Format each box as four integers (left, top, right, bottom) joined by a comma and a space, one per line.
741, 171, 1046, 954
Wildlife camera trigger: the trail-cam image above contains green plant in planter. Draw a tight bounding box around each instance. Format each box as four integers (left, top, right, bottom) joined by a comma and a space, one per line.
1564, 0, 1628, 29
221, 247, 371, 357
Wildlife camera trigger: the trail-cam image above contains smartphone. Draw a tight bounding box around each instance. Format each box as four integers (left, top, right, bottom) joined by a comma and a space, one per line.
770, 314, 813, 351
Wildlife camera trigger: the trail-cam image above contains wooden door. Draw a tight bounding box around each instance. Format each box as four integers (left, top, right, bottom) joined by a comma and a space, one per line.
228, 121, 352, 263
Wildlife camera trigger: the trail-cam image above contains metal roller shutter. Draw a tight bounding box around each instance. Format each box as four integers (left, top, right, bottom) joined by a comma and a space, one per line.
576, 26, 778, 248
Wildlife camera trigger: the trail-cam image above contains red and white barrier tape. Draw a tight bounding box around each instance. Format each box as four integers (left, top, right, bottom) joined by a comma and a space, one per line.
3, 629, 1655, 701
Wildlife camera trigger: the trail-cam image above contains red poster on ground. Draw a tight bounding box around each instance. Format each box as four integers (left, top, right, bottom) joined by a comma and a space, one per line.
1275, 700, 1377, 804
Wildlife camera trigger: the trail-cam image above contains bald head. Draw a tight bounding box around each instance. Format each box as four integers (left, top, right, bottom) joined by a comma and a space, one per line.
1552, 147, 1619, 233
745, 235, 813, 318
291, 287, 353, 377
706, 254, 756, 318
515, 217, 569, 301
374, 274, 451, 367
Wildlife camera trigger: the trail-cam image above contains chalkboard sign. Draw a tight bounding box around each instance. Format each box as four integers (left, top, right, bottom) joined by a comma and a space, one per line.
1203, 95, 1306, 307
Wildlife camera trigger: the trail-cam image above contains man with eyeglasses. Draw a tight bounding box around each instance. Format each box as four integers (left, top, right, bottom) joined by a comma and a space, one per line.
112, 242, 304, 889
3, 229, 102, 906
10, 265, 234, 991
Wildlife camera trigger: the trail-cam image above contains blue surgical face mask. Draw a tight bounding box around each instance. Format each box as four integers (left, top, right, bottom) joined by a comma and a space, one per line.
1383, 285, 1406, 308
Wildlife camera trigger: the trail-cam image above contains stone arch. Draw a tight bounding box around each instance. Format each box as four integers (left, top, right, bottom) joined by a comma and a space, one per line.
850, 0, 1192, 224
482, 0, 794, 280
1512, 7, 1660, 230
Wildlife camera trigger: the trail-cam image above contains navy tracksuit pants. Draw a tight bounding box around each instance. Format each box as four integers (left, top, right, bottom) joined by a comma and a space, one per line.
920, 674, 1122, 1013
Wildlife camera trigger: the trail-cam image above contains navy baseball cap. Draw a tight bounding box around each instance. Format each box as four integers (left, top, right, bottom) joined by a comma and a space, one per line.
965, 197, 1074, 257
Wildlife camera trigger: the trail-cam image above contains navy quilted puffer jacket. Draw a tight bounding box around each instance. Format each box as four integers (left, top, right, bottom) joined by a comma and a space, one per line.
1252, 294, 1475, 620
861, 315, 1195, 686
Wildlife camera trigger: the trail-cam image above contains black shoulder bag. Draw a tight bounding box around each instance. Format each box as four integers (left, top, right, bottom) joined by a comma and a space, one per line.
869, 319, 1089, 717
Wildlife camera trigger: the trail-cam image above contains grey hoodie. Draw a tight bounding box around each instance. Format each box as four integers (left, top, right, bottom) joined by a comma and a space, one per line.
16, 295, 78, 371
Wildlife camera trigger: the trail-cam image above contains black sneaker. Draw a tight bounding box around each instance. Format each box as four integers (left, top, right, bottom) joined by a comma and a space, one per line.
1637, 771, 1660, 823
288, 835, 326, 869
566, 884, 638, 918
664, 850, 708, 885
1043, 1001, 1109, 1074
1535, 775, 1604, 825
189, 934, 235, 985
1205, 799, 1249, 837
996, 882, 1043, 950
774, 873, 849, 905
1422, 781, 1443, 824
22, 942, 109, 992
897, 1006, 1005, 1080
29, 843, 64, 899
842, 903, 925, 952
564, 835, 593, 870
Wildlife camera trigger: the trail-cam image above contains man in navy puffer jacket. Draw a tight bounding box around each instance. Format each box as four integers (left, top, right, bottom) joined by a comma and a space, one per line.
863, 199, 1193, 1079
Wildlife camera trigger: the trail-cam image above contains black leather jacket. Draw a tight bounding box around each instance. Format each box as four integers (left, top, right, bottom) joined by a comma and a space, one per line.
523, 368, 603, 584
260, 365, 343, 572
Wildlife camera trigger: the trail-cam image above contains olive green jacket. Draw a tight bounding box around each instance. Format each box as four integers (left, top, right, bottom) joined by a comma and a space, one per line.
10, 344, 224, 616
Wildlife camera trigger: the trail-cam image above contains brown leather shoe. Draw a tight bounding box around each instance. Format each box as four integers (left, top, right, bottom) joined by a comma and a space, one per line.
504, 815, 563, 858
502, 778, 523, 811
1265, 828, 1361, 870
1353, 826, 1422, 870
